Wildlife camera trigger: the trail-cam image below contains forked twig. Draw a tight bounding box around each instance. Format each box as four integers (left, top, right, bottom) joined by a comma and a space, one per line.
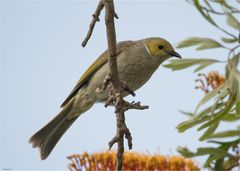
82, 1, 148, 170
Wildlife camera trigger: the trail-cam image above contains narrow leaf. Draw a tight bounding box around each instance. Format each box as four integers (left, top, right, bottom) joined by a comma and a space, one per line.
208, 130, 240, 139
195, 83, 227, 113
227, 54, 240, 102
198, 95, 235, 130
177, 147, 195, 158
222, 113, 240, 122
179, 110, 194, 117
176, 37, 223, 50
180, 147, 233, 158
221, 37, 238, 44
193, 60, 219, 72
193, 0, 218, 27
177, 116, 210, 133
199, 123, 219, 141
163, 58, 219, 72
226, 13, 240, 30
208, 138, 240, 147
196, 147, 232, 158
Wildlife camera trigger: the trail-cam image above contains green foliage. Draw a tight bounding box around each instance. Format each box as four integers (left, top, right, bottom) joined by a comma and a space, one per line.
221, 37, 238, 44
165, 0, 240, 170
176, 37, 224, 50
208, 129, 240, 139
226, 13, 240, 30
163, 58, 220, 72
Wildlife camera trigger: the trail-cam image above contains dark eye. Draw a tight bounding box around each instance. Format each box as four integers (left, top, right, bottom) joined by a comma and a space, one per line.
158, 45, 164, 50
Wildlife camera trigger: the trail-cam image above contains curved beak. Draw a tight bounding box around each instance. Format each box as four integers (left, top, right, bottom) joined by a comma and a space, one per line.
167, 51, 182, 58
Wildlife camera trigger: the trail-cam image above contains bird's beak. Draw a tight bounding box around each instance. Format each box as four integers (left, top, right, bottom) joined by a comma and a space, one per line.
167, 51, 182, 58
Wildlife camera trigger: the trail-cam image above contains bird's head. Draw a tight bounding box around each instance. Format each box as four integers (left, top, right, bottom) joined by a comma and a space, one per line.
144, 37, 181, 59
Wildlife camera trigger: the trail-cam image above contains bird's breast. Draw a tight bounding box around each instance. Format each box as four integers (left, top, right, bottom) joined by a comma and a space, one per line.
87, 47, 160, 101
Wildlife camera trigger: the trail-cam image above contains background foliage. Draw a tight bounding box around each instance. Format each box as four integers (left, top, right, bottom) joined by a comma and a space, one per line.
164, 0, 239, 170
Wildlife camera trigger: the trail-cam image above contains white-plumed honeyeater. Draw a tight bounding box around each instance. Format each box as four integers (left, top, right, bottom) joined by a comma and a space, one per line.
29, 37, 181, 160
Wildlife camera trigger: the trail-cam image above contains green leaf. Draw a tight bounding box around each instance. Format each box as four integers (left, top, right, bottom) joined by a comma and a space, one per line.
195, 82, 227, 113
193, 60, 218, 72
176, 37, 224, 50
196, 105, 218, 117
226, 13, 240, 30
163, 58, 220, 72
222, 113, 240, 122
199, 123, 219, 141
178, 146, 233, 158
196, 147, 233, 158
236, 101, 240, 114
176, 115, 211, 133
177, 147, 195, 157
178, 140, 237, 168
198, 95, 235, 130
226, 54, 240, 102
208, 130, 240, 139
208, 138, 240, 147
193, 0, 218, 27
221, 37, 238, 44
176, 104, 225, 132
219, 0, 240, 13
179, 110, 194, 117
205, 155, 224, 168
207, 138, 240, 168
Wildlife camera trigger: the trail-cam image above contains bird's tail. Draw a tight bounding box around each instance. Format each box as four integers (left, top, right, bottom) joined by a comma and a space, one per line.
29, 100, 79, 160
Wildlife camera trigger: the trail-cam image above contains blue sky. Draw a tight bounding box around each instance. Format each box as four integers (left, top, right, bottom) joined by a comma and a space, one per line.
1, 0, 238, 170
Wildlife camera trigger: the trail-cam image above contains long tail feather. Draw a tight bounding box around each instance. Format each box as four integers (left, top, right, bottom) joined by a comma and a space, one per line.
39, 116, 78, 160
29, 100, 77, 160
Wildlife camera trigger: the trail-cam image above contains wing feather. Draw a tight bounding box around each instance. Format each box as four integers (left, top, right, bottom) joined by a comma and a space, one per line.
60, 41, 135, 107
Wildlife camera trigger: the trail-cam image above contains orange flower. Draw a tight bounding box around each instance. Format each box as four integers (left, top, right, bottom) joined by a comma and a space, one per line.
67, 151, 199, 171
195, 71, 225, 93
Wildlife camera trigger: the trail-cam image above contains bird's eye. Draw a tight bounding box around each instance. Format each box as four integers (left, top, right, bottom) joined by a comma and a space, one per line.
158, 45, 164, 50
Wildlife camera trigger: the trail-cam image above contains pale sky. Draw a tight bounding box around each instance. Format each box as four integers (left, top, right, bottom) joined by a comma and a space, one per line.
1, 0, 238, 170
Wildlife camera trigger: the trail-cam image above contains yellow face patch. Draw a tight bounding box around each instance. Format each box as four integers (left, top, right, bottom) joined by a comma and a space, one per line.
145, 38, 175, 58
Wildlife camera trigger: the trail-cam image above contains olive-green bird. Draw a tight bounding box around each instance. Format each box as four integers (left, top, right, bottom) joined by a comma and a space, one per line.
29, 37, 181, 160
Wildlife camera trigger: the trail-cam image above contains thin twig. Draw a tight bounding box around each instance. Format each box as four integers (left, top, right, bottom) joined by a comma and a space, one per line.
103, 1, 126, 170
102, 0, 127, 133
103, 1, 148, 170
81, 1, 104, 47
124, 101, 149, 111
187, 0, 238, 39
83, 0, 148, 170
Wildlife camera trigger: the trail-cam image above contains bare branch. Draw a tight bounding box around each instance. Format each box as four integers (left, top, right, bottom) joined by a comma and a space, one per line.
124, 101, 149, 111
82, 1, 104, 47
103, 1, 132, 170
103, 1, 121, 89
83, 0, 148, 170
